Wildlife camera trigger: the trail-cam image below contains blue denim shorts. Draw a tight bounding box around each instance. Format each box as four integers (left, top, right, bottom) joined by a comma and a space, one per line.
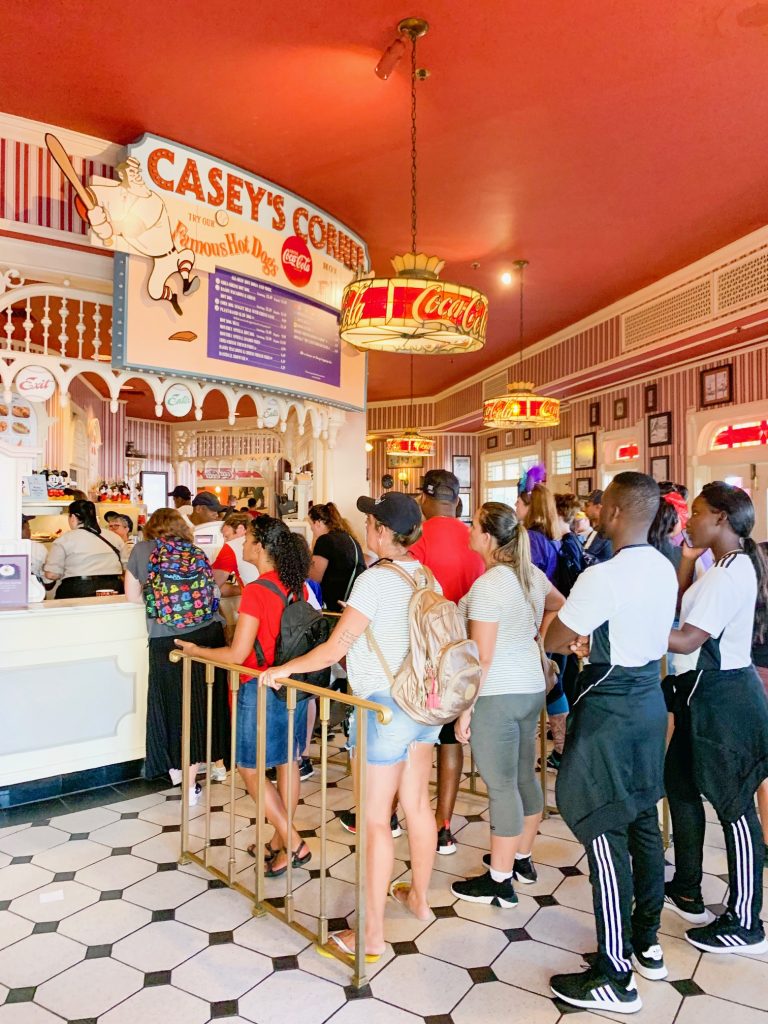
348, 688, 441, 766
236, 679, 309, 770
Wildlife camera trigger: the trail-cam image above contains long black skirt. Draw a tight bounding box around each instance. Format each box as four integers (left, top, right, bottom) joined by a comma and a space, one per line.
144, 620, 231, 779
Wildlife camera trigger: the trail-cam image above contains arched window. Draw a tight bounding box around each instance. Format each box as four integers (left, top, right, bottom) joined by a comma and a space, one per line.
710, 420, 768, 450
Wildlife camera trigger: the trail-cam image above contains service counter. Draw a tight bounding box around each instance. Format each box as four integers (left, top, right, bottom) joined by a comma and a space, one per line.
0, 596, 149, 793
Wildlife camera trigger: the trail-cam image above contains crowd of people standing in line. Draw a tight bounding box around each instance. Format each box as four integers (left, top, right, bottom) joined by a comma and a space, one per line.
84, 463, 768, 1015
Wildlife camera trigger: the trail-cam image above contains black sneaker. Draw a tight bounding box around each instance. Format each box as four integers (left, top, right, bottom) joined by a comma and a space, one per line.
266, 766, 277, 783
451, 871, 518, 909
546, 750, 562, 771
338, 811, 402, 839
437, 824, 456, 855
663, 883, 712, 925
299, 756, 314, 781
685, 912, 768, 954
481, 853, 538, 884
631, 943, 668, 980
550, 966, 642, 1014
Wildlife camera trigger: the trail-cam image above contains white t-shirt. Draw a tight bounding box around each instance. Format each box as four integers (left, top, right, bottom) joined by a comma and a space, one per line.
675, 551, 757, 673
559, 545, 677, 667
465, 563, 549, 696
192, 520, 224, 563
345, 560, 441, 700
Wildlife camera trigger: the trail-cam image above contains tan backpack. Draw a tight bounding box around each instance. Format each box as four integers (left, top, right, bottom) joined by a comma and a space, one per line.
365, 561, 482, 726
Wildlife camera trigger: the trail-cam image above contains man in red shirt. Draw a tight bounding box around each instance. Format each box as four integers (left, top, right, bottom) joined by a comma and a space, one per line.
409, 470, 485, 854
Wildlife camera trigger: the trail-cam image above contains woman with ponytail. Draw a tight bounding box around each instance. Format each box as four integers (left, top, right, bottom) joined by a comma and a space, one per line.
308, 502, 365, 612
664, 482, 768, 954
451, 502, 565, 910
176, 515, 314, 877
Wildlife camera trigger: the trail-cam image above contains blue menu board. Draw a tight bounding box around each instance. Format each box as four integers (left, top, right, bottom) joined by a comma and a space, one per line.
207, 268, 341, 387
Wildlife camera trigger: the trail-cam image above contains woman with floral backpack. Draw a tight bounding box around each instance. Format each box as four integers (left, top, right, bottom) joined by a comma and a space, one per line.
125, 508, 229, 805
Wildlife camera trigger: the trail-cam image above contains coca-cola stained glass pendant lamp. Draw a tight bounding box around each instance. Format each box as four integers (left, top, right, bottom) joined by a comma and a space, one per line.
385, 354, 435, 458
482, 261, 560, 430
339, 17, 489, 356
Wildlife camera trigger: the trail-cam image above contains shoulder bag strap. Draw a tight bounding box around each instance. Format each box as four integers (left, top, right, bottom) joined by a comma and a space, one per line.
86, 528, 124, 574
342, 533, 362, 603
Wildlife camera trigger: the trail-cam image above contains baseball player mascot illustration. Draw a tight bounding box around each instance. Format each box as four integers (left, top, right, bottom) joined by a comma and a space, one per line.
45, 133, 198, 316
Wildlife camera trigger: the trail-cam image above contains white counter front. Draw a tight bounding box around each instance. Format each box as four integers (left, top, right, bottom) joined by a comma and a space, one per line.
0, 597, 149, 790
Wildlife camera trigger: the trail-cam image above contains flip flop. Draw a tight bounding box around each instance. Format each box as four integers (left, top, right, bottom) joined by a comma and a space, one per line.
389, 881, 411, 908
265, 842, 312, 878
247, 842, 281, 862
315, 932, 382, 965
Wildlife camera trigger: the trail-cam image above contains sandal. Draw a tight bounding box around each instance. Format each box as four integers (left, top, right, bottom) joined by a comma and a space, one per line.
264, 842, 312, 878
315, 931, 382, 965
247, 841, 282, 861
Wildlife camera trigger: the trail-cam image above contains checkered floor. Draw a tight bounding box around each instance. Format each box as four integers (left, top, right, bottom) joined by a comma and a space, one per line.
0, 737, 766, 1024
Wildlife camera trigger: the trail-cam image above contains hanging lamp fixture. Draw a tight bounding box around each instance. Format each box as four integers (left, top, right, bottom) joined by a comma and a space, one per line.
482, 260, 560, 429
339, 17, 489, 355
386, 355, 436, 458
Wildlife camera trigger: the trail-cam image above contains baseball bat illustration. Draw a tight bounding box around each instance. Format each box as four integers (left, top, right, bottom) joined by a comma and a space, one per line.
44, 133, 113, 244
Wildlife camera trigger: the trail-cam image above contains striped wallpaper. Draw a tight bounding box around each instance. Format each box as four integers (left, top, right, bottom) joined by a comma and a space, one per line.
367, 433, 480, 512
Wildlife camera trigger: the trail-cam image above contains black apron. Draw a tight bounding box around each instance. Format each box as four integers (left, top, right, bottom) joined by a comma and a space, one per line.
664, 634, 768, 822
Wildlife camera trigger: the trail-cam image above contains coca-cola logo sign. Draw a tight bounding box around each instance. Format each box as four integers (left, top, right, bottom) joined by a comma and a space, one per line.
164, 383, 193, 418
281, 235, 312, 288
14, 365, 56, 402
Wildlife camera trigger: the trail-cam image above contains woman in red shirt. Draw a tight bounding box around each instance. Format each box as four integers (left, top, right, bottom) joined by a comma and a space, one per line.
176, 516, 311, 876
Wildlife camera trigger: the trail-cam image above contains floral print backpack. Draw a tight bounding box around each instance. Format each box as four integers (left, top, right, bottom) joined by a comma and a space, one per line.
144, 538, 219, 630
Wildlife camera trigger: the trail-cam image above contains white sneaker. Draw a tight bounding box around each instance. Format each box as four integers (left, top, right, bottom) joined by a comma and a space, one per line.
631, 944, 668, 980
169, 768, 183, 786
188, 783, 202, 806
210, 765, 227, 783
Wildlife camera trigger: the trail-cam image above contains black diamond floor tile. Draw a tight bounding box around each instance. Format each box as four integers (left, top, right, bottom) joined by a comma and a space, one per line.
328, 917, 349, 932
86, 943, 113, 959
535, 894, 559, 907
433, 905, 457, 918
143, 970, 172, 987
156, 862, 178, 872
392, 941, 419, 955
32, 920, 59, 934
344, 983, 372, 1000
111, 847, 133, 857
69, 1018, 98, 1024
424, 1015, 454, 1024
210, 999, 239, 1017
209, 931, 234, 945
6, 987, 36, 1003
99, 890, 123, 901
559, 865, 583, 877
0, 901, 11, 912
468, 966, 496, 983
208, 879, 227, 889
120, 812, 140, 820
504, 927, 531, 942
151, 909, 175, 922
161, 825, 180, 833
53, 870, 76, 882
69, 832, 90, 841
272, 955, 299, 971
10, 855, 33, 865
671, 979, 706, 996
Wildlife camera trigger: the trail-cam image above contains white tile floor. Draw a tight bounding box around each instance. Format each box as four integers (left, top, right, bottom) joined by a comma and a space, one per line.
0, 738, 766, 1024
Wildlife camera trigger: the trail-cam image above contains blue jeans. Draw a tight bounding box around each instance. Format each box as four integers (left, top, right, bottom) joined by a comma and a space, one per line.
348, 688, 441, 766
236, 679, 308, 769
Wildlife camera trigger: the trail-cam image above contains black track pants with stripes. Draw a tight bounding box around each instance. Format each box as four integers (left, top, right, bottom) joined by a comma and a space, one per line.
666, 712, 765, 930
585, 805, 665, 979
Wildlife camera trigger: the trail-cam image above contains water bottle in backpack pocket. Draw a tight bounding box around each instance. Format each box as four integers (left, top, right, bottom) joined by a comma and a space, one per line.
252, 579, 331, 702
144, 538, 220, 630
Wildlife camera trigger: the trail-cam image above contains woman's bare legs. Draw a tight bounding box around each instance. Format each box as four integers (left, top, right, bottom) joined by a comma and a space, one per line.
238, 764, 303, 859
396, 743, 437, 920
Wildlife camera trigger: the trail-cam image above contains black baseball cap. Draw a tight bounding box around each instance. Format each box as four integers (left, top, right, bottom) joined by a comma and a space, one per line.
192, 491, 227, 513
168, 485, 192, 501
104, 511, 134, 532
420, 469, 460, 502
586, 489, 604, 505
357, 492, 422, 534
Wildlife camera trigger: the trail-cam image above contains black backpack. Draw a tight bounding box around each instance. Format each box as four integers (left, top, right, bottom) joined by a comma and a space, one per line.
554, 532, 585, 597
253, 579, 331, 701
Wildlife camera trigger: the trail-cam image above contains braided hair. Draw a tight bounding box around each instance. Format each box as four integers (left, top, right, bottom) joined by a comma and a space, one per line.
250, 515, 309, 598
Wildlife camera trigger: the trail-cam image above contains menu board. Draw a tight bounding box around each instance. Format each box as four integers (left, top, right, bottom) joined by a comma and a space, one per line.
0, 395, 36, 447
208, 269, 341, 387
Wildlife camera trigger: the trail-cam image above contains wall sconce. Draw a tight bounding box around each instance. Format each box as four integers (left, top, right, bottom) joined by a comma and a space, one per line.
397, 470, 409, 483
365, 441, 374, 453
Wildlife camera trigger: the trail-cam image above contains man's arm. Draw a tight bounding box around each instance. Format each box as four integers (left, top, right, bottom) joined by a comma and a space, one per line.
544, 614, 581, 655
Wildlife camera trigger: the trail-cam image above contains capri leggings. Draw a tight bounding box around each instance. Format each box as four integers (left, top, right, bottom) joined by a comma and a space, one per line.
470, 691, 545, 837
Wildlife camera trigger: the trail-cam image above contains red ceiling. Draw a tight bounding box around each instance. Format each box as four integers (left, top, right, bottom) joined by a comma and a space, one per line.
3, 0, 768, 402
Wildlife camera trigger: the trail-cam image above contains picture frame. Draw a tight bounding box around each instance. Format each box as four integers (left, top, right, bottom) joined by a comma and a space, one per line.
647, 411, 672, 448
589, 402, 601, 428
699, 364, 733, 408
576, 477, 592, 498
386, 455, 424, 469
487, 436, 498, 450
452, 455, 472, 489
522, 428, 532, 443
458, 491, 472, 521
504, 430, 515, 447
650, 455, 670, 483
613, 396, 628, 420
644, 383, 658, 414
574, 431, 596, 470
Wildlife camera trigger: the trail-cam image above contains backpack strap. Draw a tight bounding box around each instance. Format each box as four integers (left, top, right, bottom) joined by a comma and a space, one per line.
371, 559, 435, 592
252, 578, 289, 667
365, 625, 396, 687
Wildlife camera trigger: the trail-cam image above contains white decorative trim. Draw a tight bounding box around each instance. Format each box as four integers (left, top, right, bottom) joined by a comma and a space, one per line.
0, 233, 112, 290
0, 111, 122, 163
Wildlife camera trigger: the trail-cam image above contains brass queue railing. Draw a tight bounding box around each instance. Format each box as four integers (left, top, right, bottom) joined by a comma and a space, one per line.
168, 647, 391, 989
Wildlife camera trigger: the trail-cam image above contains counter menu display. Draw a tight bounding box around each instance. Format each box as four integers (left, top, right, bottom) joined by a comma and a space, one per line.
207, 269, 341, 387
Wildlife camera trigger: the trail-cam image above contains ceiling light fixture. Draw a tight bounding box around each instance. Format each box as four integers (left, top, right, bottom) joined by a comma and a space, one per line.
482, 260, 560, 430
340, 18, 489, 355
386, 355, 436, 458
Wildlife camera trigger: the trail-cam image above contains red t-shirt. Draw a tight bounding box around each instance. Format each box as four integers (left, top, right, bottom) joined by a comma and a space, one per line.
238, 570, 308, 675
212, 543, 240, 586
408, 517, 485, 604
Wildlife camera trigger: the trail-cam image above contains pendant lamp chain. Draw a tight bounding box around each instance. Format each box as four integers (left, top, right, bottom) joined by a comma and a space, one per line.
410, 35, 418, 254
515, 258, 529, 373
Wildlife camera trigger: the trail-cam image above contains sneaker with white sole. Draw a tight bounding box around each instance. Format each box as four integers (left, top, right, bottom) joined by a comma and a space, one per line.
338, 811, 402, 839
210, 765, 227, 783
550, 966, 642, 1014
481, 853, 538, 884
188, 782, 202, 806
631, 944, 668, 980
299, 756, 314, 781
169, 768, 183, 786
685, 911, 768, 954
663, 884, 713, 925
437, 824, 457, 855
451, 871, 518, 908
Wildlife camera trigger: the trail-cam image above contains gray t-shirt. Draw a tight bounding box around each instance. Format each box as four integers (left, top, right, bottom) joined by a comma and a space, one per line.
127, 539, 222, 639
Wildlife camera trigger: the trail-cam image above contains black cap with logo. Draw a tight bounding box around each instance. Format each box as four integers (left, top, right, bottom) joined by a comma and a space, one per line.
357, 492, 422, 534
420, 469, 460, 502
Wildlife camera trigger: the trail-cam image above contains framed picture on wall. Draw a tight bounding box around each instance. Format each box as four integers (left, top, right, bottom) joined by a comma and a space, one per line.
452, 455, 471, 489
647, 412, 672, 447
487, 436, 498, 450
700, 364, 733, 408
613, 396, 628, 420
644, 383, 658, 413
576, 477, 592, 498
650, 455, 670, 483
504, 430, 515, 446
589, 402, 600, 427
574, 432, 596, 470
458, 491, 472, 521
386, 455, 424, 469
522, 428, 532, 442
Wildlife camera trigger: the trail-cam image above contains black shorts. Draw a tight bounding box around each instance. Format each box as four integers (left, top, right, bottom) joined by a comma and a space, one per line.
438, 720, 458, 744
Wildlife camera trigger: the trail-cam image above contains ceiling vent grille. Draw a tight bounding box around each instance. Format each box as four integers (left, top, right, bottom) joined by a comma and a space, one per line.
716, 251, 768, 313
482, 371, 509, 402
622, 278, 712, 352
